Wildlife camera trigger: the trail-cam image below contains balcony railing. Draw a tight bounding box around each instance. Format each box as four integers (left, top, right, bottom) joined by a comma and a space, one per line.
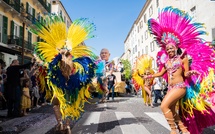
26, 13, 38, 24
38, 0, 51, 13
24, 40, 34, 51
7, 35, 21, 47
3, 0, 22, 13
7, 35, 34, 52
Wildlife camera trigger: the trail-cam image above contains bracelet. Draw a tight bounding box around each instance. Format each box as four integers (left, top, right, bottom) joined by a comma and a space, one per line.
146, 75, 153, 79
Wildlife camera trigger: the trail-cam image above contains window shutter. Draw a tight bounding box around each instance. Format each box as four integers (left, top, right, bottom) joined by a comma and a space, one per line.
2, 16, 8, 44
48, 3, 51, 13
41, 16, 43, 23
10, 20, 14, 36
33, 8, 35, 18
26, 2, 29, 13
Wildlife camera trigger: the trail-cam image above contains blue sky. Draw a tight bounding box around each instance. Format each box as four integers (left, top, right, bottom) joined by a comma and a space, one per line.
61, 0, 146, 60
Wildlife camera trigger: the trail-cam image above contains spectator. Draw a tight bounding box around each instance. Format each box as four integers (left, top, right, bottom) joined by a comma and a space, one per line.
125, 79, 132, 95
107, 69, 117, 101
152, 77, 163, 104
21, 79, 31, 116
0, 64, 7, 110
116, 61, 124, 73
5, 59, 34, 117
31, 70, 40, 108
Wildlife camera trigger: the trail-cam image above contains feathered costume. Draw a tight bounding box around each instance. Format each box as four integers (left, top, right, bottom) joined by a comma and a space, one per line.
148, 6, 215, 133
132, 55, 154, 104
31, 15, 97, 120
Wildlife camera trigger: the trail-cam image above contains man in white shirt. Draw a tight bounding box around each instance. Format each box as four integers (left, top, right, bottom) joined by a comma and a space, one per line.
152, 77, 163, 104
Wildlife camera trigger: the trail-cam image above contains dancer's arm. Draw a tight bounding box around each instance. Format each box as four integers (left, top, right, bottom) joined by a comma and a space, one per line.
183, 57, 200, 77
144, 67, 166, 79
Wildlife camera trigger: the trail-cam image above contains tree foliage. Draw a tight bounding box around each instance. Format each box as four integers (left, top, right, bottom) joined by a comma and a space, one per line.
121, 59, 132, 79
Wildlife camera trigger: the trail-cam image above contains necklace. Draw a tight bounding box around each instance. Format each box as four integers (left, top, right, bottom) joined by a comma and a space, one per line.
167, 55, 180, 80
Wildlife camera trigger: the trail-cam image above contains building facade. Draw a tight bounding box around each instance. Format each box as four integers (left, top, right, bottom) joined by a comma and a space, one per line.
0, 0, 51, 67
180, 0, 215, 42
51, 0, 72, 30
124, 0, 215, 69
124, 0, 180, 69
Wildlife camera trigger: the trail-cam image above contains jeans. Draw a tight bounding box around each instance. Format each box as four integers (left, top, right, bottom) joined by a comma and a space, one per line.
107, 85, 114, 100
154, 90, 163, 103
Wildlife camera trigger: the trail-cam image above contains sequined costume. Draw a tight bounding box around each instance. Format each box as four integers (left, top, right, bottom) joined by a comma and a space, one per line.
148, 6, 215, 134
132, 55, 154, 104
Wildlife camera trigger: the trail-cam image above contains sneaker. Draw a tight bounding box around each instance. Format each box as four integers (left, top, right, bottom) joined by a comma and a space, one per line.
36, 105, 41, 108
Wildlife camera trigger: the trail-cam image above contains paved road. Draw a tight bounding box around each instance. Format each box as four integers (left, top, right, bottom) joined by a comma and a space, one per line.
0, 95, 215, 134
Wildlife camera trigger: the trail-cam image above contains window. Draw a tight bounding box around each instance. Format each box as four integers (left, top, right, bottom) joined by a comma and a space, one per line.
145, 30, 148, 40
138, 51, 140, 57
0, 15, 2, 42
156, 0, 159, 7
149, 5, 153, 16
135, 45, 137, 52
64, 16, 66, 22
67, 20, 70, 28
138, 39, 140, 46
145, 46, 148, 54
37, 12, 41, 21
14, 23, 19, 38
140, 20, 143, 29
190, 6, 196, 22
28, 4, 32, 15
141, 35, 143, 43
138, 25, 139, 33
28, 31, 32, 44
142, 49, 144, 54
150, 41, 155, 52
144, 14, 147, 23
60, 10, 62, 16
212, 28, 215, 40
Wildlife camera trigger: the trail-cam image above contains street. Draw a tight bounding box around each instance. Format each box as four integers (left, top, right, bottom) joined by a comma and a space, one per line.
0, 95, 215, 134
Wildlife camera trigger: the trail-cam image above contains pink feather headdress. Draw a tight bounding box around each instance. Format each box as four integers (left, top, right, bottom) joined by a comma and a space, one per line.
148, 6, 207, 49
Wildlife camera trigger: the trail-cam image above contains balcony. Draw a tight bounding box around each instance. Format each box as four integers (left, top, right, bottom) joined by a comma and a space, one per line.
24, 40, 34, 52
26, 12, 38, 25
0, 0, 22, 16
7, 35, 34, 53
32, 0, 51, 14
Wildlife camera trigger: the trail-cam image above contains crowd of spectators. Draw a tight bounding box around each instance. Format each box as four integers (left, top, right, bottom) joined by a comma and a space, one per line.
0, 59, 47, 118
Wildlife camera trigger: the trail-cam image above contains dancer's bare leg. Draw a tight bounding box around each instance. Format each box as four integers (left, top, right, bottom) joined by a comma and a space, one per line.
144, 86, 153, 107
52, 97, 63, 131
160, 88, 188, 134
171, 102, 189, 133
65, 118, 72, 134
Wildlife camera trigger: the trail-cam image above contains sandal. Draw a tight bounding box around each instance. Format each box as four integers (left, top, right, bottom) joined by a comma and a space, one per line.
174, 114, 190, 134
163, 110, 179, 134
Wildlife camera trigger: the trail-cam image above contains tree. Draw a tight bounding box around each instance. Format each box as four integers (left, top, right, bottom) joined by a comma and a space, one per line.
120, 59, 132, 79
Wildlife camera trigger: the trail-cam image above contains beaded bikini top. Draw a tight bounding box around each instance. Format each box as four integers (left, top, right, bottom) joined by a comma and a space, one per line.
165, 56, 183, 79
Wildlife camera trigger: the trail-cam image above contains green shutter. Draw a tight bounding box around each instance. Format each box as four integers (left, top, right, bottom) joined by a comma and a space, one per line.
26, 2, 29, 13
41, 17, 43, 23
2, 16, 8, 44
10, 20, 14, 36
28, 31, 32, 43
32, 8, 35, 18
48, 3, 51, 13
19, 26, 23, 46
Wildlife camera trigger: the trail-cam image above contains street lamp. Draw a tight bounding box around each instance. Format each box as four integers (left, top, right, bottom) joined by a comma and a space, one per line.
21, 6, 27, 65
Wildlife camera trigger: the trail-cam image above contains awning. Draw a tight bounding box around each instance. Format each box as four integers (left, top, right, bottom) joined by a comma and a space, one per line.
0, 45, 21, 55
